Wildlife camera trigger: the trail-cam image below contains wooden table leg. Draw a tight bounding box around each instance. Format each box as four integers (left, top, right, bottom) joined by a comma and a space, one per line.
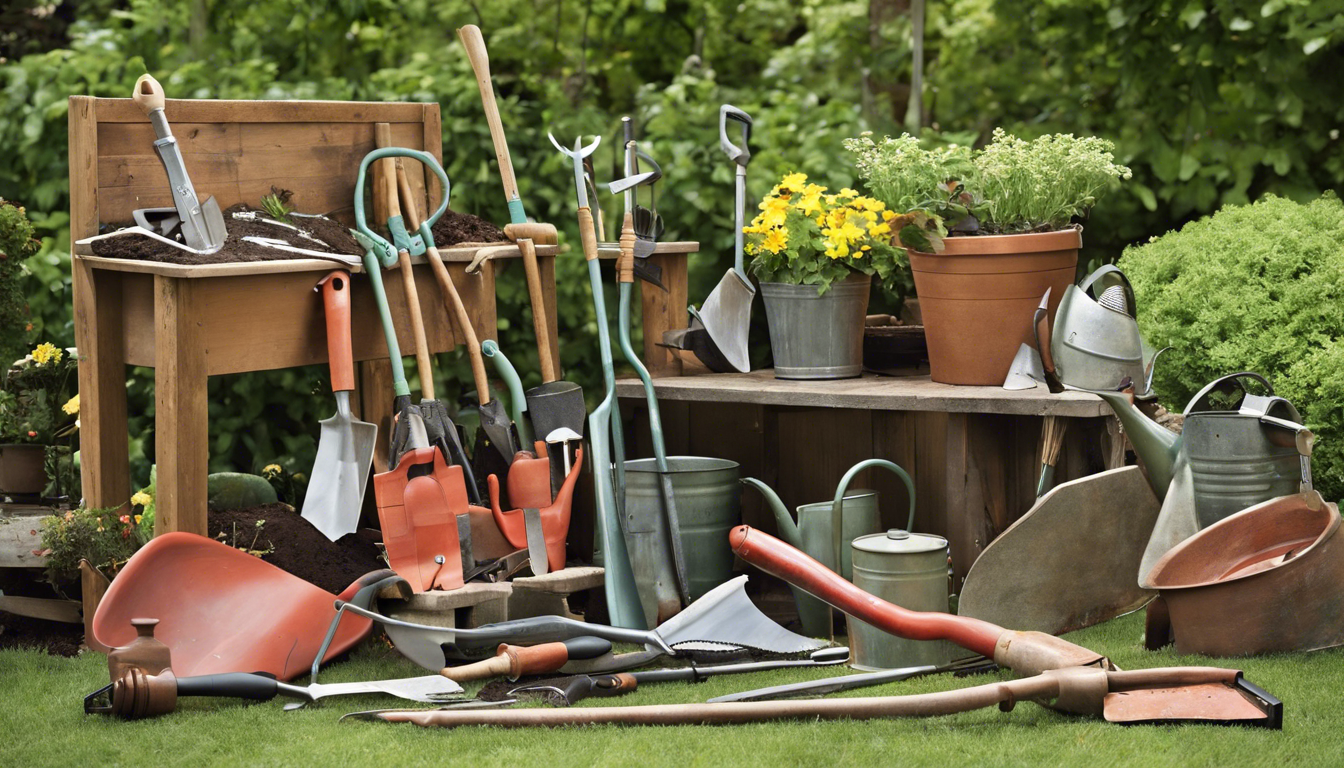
639, 252, 688, 377
72, 260, 131, 509
153, 275, 209, 536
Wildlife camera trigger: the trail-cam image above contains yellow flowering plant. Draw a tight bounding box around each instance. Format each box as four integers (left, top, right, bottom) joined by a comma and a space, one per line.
744, 173, 908, 295
0, 343, 77, 444
38, 497, 152, 584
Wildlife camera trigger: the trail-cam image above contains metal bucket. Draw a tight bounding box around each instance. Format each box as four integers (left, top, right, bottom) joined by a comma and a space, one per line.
624, 456, 741, 626
847, 529, 959, 671
790, 490, 881, 637
760, 274, 871, 380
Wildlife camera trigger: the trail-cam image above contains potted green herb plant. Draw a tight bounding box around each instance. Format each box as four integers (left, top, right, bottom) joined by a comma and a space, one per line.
745, 173, 906, 379
1, 343, 78, 497
846, 129, 1131, 385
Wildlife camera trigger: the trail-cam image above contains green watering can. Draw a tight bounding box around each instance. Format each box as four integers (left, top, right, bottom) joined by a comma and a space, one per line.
743, 459, 915, 638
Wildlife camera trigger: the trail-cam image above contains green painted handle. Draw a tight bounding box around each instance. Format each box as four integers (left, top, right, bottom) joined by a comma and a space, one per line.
353, 147, 452, 268
482, 340, 531, 447
830, 459, 917, 576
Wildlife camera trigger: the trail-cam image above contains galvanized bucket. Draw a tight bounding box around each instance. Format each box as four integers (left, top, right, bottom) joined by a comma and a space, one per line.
624, 456, 741, 627
760, 273, 871, 380
848, 529, 959, 671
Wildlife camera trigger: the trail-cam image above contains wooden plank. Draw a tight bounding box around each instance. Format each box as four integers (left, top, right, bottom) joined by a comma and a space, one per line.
97, 152, 238, 189
91, 98, 430, 124
72, 260, 131, 510
640, 251, 688, 377
153, 275, 209, 536
120, 271, 155, 369
614, 371, 1108, 417
68, 96, 100, 245
359, 359, 396, 475
596, 241, 698, 259
96, 122, 240, 158
871, 410, 918, 532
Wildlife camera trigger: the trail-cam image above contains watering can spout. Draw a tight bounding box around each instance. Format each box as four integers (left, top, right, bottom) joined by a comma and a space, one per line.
1092, 389, 1180, 499
741, 478, 803, 548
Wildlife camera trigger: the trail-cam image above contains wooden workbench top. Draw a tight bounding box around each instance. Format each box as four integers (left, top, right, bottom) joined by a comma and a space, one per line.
615, 370, 1109, 418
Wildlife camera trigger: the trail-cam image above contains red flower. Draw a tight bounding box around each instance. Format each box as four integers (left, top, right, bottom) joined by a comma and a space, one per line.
27, 431, 36, 438
119, 514, 130, 524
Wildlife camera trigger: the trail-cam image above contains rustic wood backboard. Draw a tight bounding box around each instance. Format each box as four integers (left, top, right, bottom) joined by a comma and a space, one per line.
68, 96, 443, 249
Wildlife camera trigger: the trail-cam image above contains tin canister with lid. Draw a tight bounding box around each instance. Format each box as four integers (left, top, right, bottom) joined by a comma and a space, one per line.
847, 529, 960, 671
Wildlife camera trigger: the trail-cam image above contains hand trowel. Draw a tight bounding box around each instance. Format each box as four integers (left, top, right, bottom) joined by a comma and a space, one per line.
302, 271, 378, 541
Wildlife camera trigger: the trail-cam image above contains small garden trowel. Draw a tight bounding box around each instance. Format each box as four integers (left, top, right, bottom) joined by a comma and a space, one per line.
130, 74, 227, 254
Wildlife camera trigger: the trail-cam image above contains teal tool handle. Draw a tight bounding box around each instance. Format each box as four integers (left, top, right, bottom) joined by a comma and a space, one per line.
361, 248, 411, 397
354, 147, 452, 268
482, 340, 532, 447
617, 284, 668, 472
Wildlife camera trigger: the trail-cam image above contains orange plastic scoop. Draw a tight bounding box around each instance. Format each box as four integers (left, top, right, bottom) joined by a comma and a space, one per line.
91, 532, 406, 680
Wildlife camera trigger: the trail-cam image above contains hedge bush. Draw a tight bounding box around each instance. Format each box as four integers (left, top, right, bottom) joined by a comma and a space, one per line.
1119, 194, 1344, 500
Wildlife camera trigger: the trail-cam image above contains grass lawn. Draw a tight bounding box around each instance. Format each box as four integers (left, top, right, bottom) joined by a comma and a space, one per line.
2, 611, 1342, 767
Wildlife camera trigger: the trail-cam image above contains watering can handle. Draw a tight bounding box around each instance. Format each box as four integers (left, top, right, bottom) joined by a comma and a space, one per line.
353, 147, 452, 268
1183, 372, 1274, 415
830, 459, 917, 577
1077, 264, 1137, 317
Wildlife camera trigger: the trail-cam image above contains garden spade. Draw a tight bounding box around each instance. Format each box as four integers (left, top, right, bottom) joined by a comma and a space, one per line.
130, 75, 227, 254
301, 271, 377, 541
669, 105, 755, 373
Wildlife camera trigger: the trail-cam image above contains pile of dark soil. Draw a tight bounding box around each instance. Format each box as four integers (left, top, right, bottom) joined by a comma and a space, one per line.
0, 611, 83, 657
208, 503, 385, 594
432, 208, 506, 246
89, 203, 362, 266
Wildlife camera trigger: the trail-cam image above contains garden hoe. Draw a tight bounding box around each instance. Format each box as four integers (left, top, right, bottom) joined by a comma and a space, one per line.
457, 25, 583, 449
552, 131, 644, 628
662, 105, 755, 373
363, 528, 1282, 728
301, 271, 377, 542
129, 74, 227, 254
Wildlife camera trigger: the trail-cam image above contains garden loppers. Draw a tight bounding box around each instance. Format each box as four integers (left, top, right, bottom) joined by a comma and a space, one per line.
301, 271, 378, 542
662, 105, 755, 373
552, 131, 643, 628
90, 532, 409, 680
457, 25, 583, 447
615, 209, 692, 619
128, 74, 227, 254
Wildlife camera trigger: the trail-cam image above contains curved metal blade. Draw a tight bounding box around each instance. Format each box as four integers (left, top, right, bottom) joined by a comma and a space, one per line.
654, 575, 825, 654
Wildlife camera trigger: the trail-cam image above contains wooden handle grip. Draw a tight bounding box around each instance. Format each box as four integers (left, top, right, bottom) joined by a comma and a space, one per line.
457, 25, 519, 204
396, 249, 435, 401
319, 271, 355, 392
132, 74, 165, 114
519, 239, 557, 382
438, 653, 512, 683
728, 525, 1004, 657
502, 642, 571, 680
427, 248, 490, 403
617, 213, 636, 284
578, 207, 599, 262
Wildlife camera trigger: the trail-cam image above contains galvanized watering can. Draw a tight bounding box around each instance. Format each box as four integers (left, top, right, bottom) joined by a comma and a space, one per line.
743, 459, 915, 638
848, 529, 959, 671
1049, 265, 1163, 398
1094, 372, 1314, 525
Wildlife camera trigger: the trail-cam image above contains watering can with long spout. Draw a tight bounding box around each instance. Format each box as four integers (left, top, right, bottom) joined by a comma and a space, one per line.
742, 459, 915, 638
1092, 372, 1315, 525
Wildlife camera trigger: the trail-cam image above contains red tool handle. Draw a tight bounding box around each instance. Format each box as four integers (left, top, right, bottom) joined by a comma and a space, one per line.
319, 271, 355, 393
729, 525, 1003, 658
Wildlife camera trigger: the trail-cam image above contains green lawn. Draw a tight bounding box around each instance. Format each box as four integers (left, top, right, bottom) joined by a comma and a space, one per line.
2, 612, 1342, 767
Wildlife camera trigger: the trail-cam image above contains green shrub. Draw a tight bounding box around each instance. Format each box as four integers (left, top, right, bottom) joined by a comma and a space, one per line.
1119, 194, 1344, 501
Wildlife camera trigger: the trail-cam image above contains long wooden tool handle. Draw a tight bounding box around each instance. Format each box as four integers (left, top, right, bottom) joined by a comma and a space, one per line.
319, 271, 355, 393
396, 162, 490, 404
729, 525, 1004, 657
578, 207, 600, 263
457, 24, 519, 205
519, 239, 557, 382
395, 248, 435, 401
617, 213, 636, 285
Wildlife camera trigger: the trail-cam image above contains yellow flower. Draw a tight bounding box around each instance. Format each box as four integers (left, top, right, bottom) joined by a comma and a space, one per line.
760, 197, 789, 229
131, 491, 153, 508
796, 185, 825, 216
762, 228, 789, 255
62, 394, 80, 415
778, 172, 807, 193
838, 188, 859, 198
262, 464, 283, 477
134, 515, 143, 525
32, 343, 61, 366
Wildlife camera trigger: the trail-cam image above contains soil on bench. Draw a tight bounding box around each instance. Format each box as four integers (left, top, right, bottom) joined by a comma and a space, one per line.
208, 503, 385, 594
431, 209, 506, 245
88, 203, 363, 265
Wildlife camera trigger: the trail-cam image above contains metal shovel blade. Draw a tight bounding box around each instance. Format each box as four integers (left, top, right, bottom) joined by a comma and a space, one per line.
525, 381, 586, 443
655, 575, 825, 653
1003, 343, 1046, 390
694, 272, 754, 373
480, 399, 518, 465
302, 392, 377, 541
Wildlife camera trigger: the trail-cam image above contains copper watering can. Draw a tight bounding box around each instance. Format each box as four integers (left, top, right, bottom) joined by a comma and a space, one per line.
743, 459, 915, 637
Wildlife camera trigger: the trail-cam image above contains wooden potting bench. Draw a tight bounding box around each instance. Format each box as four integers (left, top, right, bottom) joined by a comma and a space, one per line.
69, 96, 562, 537
616, 261, 1121, 586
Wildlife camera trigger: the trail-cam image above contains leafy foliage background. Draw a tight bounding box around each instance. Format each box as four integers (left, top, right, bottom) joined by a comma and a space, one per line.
1, 0, 1340, 490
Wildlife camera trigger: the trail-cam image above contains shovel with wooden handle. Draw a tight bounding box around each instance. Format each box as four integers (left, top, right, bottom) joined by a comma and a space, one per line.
130, 75, 227, 254
301, 271, 378, 541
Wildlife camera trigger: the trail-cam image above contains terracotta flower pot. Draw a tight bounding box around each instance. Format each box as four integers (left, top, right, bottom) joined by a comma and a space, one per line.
0, 443, 47, 496
907, 228, 1080, 385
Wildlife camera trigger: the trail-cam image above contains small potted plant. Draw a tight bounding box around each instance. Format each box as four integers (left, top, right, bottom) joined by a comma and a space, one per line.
0, 343, 78, 497
745, 173, 906, 379
846, 129, 1131, 385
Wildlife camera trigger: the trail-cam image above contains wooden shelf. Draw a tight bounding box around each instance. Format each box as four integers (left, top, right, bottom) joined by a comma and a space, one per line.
615, 370, 1107, 418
